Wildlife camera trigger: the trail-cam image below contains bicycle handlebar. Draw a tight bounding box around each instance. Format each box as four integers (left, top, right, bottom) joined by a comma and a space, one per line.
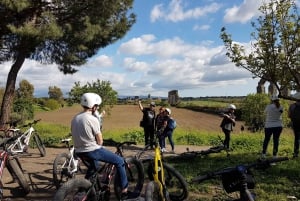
191, 156, 289, 183
21, 119, 41, 128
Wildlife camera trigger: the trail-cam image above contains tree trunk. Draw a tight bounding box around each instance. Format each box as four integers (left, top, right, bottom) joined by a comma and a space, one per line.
0, 55, 26, 129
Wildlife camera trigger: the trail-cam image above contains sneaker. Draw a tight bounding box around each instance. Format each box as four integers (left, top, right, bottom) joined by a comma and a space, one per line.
121, 191, 140, 200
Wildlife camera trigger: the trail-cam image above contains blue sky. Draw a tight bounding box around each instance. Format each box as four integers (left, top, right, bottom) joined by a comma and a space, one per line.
0, 0, 272, 98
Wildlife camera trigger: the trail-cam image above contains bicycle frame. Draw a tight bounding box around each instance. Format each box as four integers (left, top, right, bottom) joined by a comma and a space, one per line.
62, 139, 79, 175
0, 150, 9, 196
7, 126, 34, 154
6, 119, 42, 155
149, 142, 171, 201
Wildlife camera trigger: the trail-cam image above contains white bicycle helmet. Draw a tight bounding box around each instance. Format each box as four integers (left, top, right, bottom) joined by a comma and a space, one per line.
80, 93, 102, 108
165, 108, 171, 115
228, 104, 236, 110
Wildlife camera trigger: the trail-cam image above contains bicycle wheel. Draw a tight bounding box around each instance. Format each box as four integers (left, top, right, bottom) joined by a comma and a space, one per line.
114, 157, 145, 200
162, 163, 189, 201
145, 181, 164, 201
53, 178, 96, 201
6, 158, 30, 195
53, 152, 76, 189
33, 133, 46, 157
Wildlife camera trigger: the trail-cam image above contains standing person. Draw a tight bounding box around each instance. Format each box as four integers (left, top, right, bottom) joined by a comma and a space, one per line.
71, 93, 138, 200
261, 95, 283, 159
155, 107, 166, 149
94, 109, 105, 131
288, 92, 300, 158
138, 100, 156, 149
161, 108, 176, 153
220, 104, 236, 150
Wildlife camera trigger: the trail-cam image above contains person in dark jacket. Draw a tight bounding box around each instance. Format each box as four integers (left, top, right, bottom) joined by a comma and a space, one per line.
220, 104, 236, 149
138, 100, 156, 149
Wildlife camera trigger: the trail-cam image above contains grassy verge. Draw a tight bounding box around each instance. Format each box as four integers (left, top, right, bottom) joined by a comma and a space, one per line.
34, 123, 299, 200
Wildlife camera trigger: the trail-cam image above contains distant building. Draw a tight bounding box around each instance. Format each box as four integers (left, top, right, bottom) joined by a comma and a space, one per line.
168, 90, 180, 106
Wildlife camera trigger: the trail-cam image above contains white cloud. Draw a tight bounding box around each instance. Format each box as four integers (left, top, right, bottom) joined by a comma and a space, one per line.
193, 24, 210, 31
223, 0, 267, 24
151, 0, 222, 22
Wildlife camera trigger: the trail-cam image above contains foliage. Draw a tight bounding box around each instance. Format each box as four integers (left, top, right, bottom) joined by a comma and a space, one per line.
12, 98, 34, 122
9, 79, 35, 123
241, 93, 292, 132
48, 86, 63, 101
44, 99, 61, 110
240, 93, 269, 129
15, 80, 34, 101
67, 79, 118, 114
0, 0, 136, 127
220, 0, 300, 100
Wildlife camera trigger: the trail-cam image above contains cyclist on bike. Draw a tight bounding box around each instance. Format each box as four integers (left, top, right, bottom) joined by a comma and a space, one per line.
71, 92, 138, 200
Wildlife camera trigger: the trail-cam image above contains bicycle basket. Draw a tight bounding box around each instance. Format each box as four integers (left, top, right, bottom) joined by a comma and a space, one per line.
221, 169, 255, 193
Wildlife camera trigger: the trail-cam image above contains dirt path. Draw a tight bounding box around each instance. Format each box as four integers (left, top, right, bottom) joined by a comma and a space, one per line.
2, 145, 208, 200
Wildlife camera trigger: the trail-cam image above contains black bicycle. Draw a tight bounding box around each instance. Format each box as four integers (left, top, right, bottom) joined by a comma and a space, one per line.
191, 156, 289, 201
53, 139, 144, 201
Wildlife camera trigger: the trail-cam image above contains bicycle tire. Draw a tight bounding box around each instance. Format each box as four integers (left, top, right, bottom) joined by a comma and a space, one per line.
53, 178, 97, 201
7, 158, 30, 195
53, 152, 76, 189
152, 162, 188, 201
145, 181, 164, 201
113, 157, 145, 200
33, 133, 46, 157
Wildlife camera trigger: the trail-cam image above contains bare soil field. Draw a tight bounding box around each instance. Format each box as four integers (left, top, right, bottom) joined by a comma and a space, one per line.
35, 104, 245, 133
2, 104, 244, 200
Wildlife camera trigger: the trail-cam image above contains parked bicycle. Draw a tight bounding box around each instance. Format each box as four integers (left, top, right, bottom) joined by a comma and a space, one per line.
53, 139, 144, 201
0, 134, 31, 199
53, 137, 83, 189
136, 139, 189, 201
178, 136, 229, 159
191, 156, 289, 201
5, 119, 46, 157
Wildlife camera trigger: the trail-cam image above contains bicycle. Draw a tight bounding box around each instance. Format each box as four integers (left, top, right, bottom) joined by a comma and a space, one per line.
5, 119, 46, 157
53, 137, 83, 189
191, 156, 289, 201
177, 136, 229, 159
136, 139, 189, 201
0, 134, 31, 199
53, 139, 144, 201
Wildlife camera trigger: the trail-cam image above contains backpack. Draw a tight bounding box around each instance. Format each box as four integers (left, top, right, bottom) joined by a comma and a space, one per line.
167, 118, 177, 130
292, 103, 300, 124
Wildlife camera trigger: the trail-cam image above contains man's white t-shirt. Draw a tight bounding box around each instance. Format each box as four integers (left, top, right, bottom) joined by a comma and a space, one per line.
71, 111, 102, 153
264, 104, 283, 128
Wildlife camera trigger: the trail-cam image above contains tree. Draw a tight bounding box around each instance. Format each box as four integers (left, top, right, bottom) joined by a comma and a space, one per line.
16, 80, 34, 101
220, 0, 300, 100
13, 80, 35, 122
0, 0, 136, 128
48, 86, 63, 101
68, 79, 118, 113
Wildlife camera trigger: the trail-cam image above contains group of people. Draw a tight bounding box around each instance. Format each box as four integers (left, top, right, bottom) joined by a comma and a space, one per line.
67, 91, 300, 200
138, 100, 175, 153
220, 93, 300, 159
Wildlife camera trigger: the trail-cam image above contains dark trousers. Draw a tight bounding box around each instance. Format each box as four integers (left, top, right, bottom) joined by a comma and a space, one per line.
293, 128, 300, 156
159, 130, 175, 151
262, 127, 282, 156
144, 125, 155, 147
222, 128, 231, 149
